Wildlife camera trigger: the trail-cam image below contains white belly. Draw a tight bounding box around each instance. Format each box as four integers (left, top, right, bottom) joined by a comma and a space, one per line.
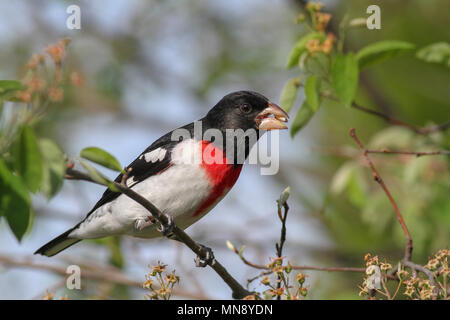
69, 163, 212, 239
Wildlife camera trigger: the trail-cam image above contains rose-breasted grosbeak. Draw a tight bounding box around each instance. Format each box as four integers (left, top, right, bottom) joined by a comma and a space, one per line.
35, 91, 288, 257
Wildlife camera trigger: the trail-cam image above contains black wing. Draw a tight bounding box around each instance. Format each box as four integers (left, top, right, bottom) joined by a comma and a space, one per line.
34, 124, 196, 257
82, 120, 196, 219
85, 135, 178, 216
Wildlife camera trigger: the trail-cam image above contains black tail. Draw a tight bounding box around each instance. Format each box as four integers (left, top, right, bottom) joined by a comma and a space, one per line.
34, 227, 82, 257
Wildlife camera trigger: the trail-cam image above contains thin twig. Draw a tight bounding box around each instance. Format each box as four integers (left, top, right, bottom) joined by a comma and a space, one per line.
350, 128, 413, 261
380, 275, 392, 300
366, 149, 450, 157
391, 273, 403, 300
0, 254, 207, 299
247, 270, 273, 287
291, 265, 366, 273
234, 250, 367, 273
403, 260, 440, 299
275, 202, 289, 299
65, 167, 251, 299
351, 102, 450, 135
403, 260, 436, 287
275, 203, 289, 258
314, 146, 450, 159
319, 90, 450, 136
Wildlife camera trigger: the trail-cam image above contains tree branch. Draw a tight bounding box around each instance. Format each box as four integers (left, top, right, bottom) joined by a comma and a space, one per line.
313, 146, 450, 159
350, 128, 413, 261
319, 89, 450, 136
65, 167, 251, 299
402, 260, 436, 287
230, 246, 367, 273
365, 149, 450, 157
275, 201, 289, 299
0, 254, 207, 299
351, 102, 450, 135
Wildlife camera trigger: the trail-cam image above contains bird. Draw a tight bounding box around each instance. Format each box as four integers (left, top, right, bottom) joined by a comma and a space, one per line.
35, 90, 288, 261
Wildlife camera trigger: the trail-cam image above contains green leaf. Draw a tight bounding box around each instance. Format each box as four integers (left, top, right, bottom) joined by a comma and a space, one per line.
280, 78, 301, 113
356, 40, 415, 70
304, 75, 320, 112
80, 147, 122, 172
286, 32, 325, 68
346, 173, 368, 208
15, 126, 43, 193
290, 101, 316, 137
39, 139, 66, 198
304, 52, 330, 78
0, 80, 23, 101
404, 156, 431, 185
79, 159, 120, 192
332, 53, 359, 107
416, 42, 450, 67
330, 162, 356, 195
0, 159, 31, 241
0, 80, 22, 93
79, 159, 110, 185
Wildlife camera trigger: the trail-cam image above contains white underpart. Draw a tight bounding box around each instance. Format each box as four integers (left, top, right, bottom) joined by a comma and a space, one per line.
141, 147, 167, 163
171, 139, 202, 165
69, 139, 213, 239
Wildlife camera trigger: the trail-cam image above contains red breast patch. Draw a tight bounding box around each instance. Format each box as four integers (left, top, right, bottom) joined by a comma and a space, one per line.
192, 141, 242, 217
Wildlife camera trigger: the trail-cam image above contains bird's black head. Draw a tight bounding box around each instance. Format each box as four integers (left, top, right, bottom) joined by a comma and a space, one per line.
203, 90, 288, 132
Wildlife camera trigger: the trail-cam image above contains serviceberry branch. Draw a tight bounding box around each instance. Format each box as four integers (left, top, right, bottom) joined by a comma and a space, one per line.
317, 88, 450, 136
65, 167, 252, 299
350, 128, 413, 261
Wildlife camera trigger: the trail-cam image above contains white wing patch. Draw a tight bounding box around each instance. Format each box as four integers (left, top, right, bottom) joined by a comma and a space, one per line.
70, 144, 213, 240
141, 147, 167, 163
126, 176, 137, 187
68, 139, 217, 240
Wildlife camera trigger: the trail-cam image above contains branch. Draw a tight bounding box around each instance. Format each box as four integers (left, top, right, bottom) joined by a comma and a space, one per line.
351, 102, 450, 135
275, 201, 289, 298
403, 260, 440, 299
229, 194, 373, 279
365, 149, 450, 157
0, 254, 207, 299
65, 167, 251, 299
319, 89, 450, 136
275, 202, 289, 258
230, 246, 367, 273
350, 128, 413, 261
402, 261, 436, 287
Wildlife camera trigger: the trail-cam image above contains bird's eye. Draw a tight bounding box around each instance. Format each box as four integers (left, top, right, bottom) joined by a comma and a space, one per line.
240, 104, 252, 113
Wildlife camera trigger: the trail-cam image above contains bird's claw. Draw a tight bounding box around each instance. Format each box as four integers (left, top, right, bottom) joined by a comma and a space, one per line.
157, 214, 176, 237
194, 244, 215, 268
135, 216, 156, 231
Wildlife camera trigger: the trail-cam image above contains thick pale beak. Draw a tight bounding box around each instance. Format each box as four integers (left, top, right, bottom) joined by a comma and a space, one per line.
255, 102, 289, 130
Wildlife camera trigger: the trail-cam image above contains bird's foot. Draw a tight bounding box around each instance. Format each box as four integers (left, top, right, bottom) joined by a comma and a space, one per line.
195, 244, 215, 268
157, 214, 176, 237
135, 216, 156, 231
